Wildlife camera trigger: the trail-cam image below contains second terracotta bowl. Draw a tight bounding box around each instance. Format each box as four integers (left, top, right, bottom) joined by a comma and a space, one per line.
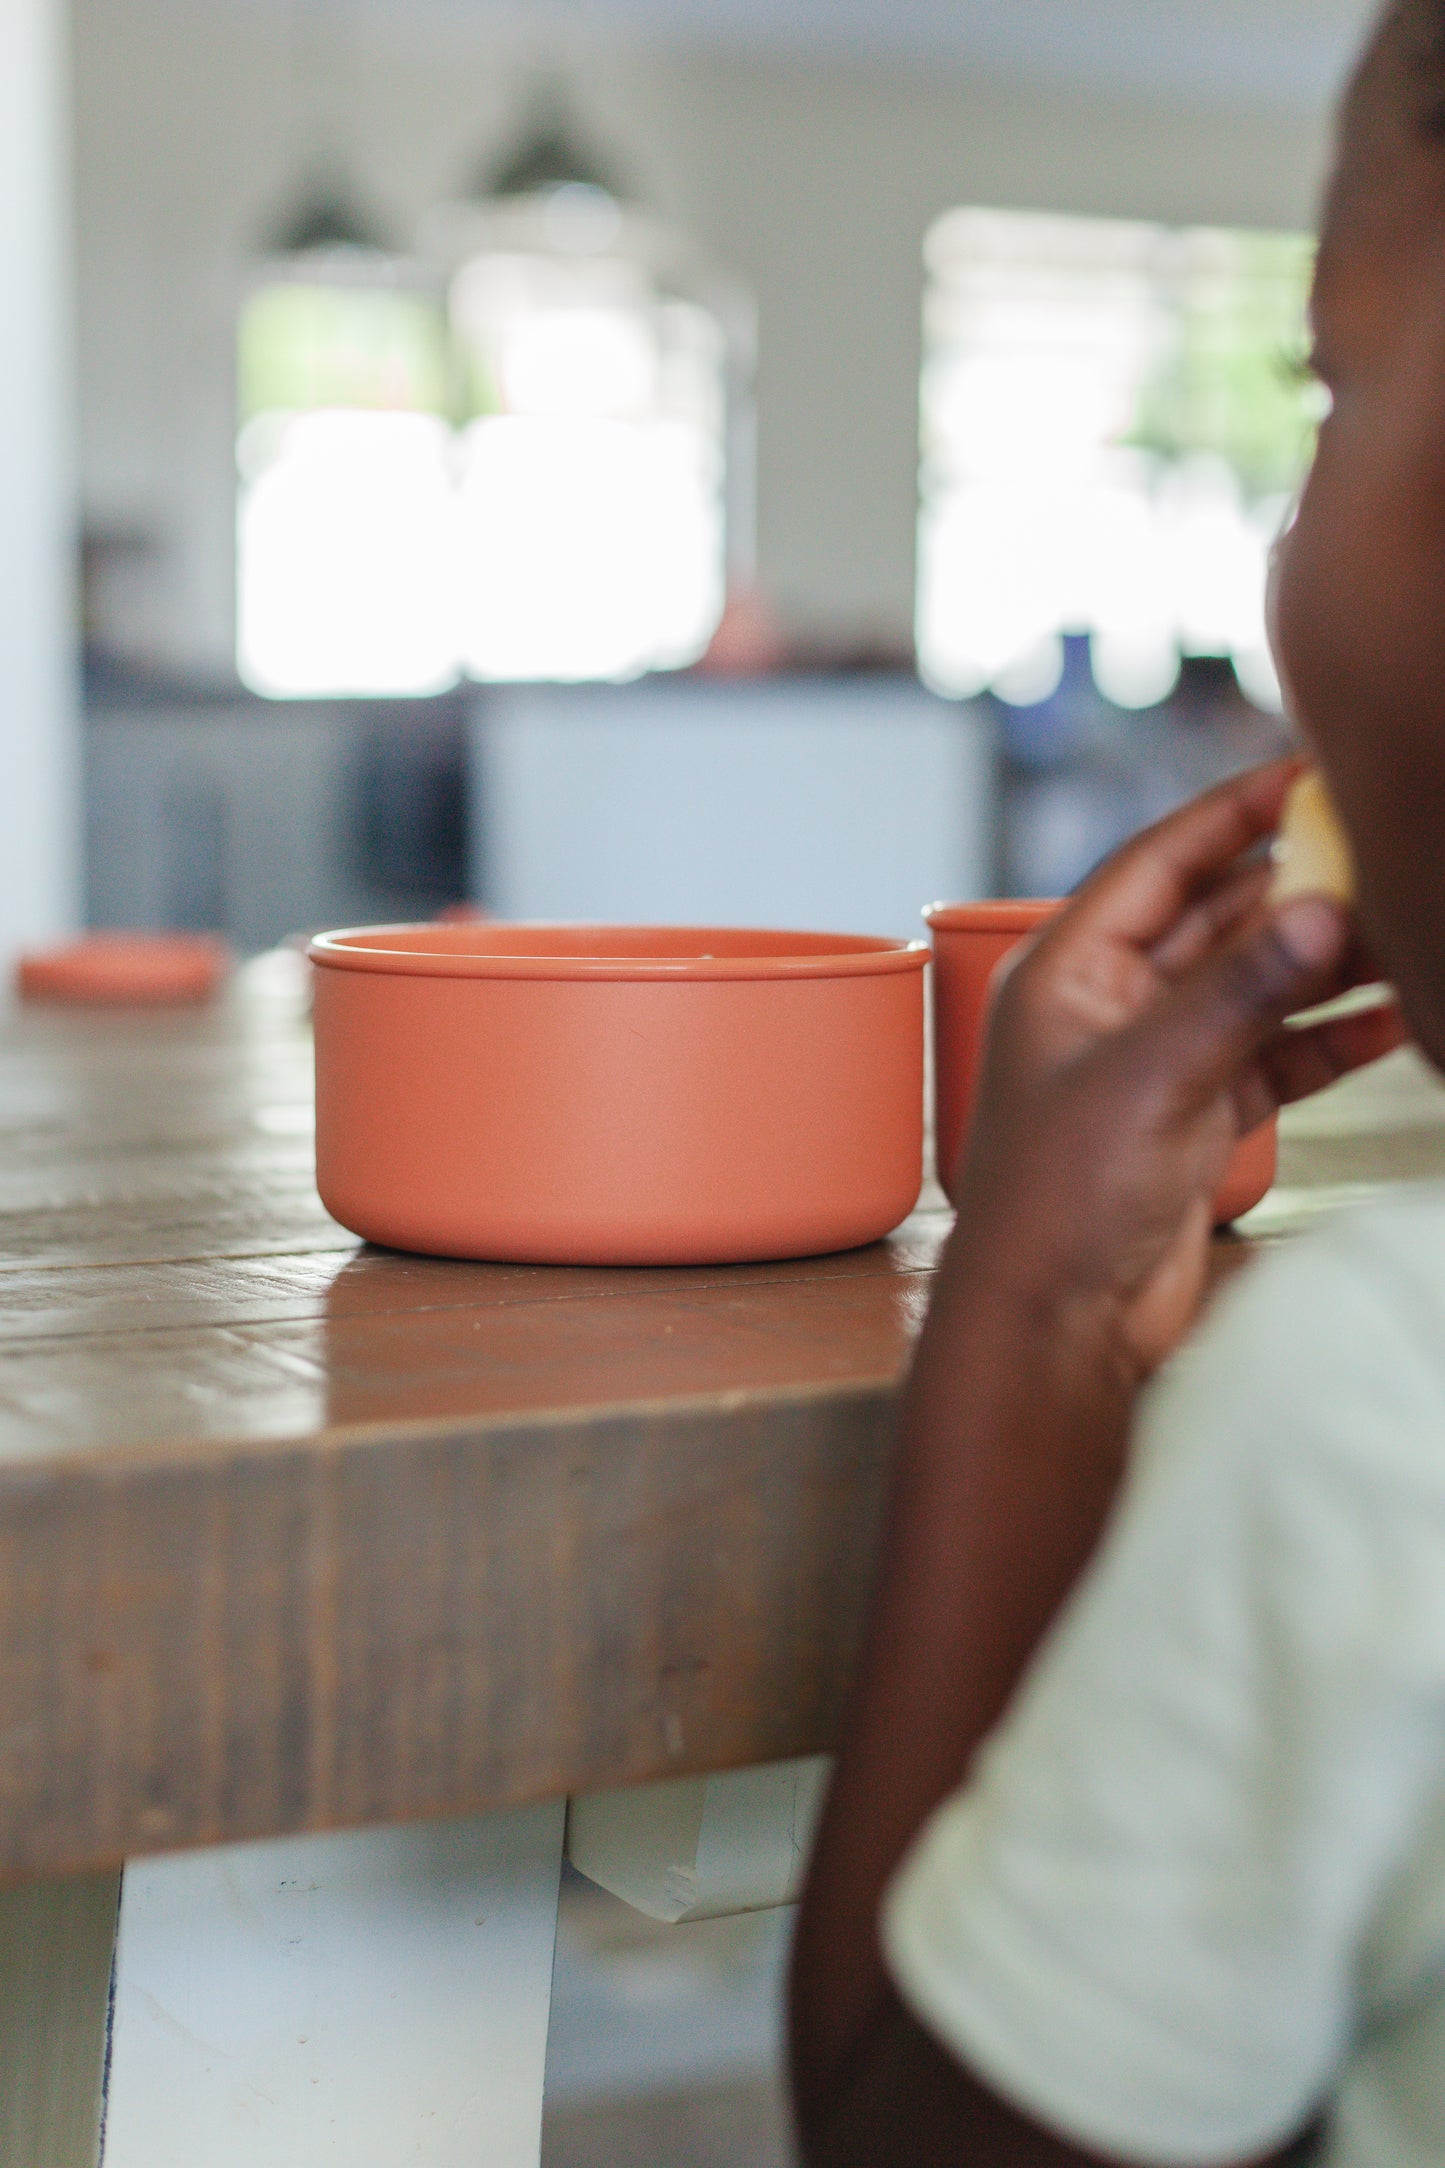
924, 901, 1278, 1226
310, 922, 928, 1266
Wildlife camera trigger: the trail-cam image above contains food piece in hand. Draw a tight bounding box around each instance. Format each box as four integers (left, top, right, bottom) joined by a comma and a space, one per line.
1270, 769, 1357, 906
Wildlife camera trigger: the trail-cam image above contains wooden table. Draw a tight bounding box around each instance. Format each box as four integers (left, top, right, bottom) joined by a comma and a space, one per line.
2, 959, 1442, 2166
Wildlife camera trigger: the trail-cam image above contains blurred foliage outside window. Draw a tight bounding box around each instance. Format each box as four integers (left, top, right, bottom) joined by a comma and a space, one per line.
238, 283, 450, 420
1128, 229, 1319, 496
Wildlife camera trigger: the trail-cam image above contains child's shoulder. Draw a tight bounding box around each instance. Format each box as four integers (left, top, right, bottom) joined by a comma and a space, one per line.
1145, 1180, 1445, 1498
1238, 1175, 1445, 1328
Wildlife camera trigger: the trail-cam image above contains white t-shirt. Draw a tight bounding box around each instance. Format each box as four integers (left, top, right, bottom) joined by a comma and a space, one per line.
883, 1182, 1445, 2168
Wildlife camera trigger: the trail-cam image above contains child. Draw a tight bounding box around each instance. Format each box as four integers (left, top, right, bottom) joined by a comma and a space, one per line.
788, 4, 1445, 2161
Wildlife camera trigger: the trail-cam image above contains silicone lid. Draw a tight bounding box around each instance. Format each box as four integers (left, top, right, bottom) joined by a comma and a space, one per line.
17, 933, 232, 1006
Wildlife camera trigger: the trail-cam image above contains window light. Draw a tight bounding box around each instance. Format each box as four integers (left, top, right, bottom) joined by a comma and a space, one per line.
236, 268, 458, 700
918, 209, 1320, 712
236, 148, 752, 701
439, 188, 739, 685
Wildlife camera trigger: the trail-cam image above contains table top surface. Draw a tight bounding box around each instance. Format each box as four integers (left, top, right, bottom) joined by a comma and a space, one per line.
0, 959, 954, 1464
2, 956, 1442, 1883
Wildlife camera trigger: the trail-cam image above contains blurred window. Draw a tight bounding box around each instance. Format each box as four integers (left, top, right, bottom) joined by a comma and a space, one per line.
237, 277, 459, 699
918, 209, 1321, 712
448, 207, 729, 682
235, 191, 737, 699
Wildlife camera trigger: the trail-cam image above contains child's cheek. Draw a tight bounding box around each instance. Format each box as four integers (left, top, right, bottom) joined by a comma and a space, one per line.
1269, 466, 1339, 753
1271, 406, 1399, 746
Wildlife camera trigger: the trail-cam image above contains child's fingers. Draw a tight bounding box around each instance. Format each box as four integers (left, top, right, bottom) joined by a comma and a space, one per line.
1257, 997, 1407, 1112
1148, 861, 1272, 981
1154, 883, 1385, 1001
1123, 896, 1354, 1124
1061, 761, 1300, 954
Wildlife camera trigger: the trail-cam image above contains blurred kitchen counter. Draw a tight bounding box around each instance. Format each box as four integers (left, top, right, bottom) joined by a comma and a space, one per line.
84, 672, 998, 959
84, 680, 472, 950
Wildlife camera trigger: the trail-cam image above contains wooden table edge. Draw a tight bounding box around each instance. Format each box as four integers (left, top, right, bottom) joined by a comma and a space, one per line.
0, 1377, 903, 1885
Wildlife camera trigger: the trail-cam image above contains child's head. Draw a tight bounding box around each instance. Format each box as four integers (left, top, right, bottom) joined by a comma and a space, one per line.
1275, 0, 1445, 1067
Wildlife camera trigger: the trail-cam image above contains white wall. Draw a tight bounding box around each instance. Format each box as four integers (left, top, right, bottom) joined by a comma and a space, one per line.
73, 0, 1339, 678
1, 0, 79, 968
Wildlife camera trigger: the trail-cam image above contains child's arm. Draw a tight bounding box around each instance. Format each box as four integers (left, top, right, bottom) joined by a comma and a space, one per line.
789, 763, 1402, 2165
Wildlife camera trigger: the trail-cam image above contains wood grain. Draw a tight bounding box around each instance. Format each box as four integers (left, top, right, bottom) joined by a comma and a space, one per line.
0, 974, 934, 1880
0, 968, 1441, 1884
0, 1387, 894, 1880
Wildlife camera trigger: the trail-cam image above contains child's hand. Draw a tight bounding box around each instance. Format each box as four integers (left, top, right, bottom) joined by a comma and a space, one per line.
957, 762, 1404, 1374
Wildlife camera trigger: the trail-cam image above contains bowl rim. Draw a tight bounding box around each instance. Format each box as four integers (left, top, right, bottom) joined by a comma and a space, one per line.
309, 922, 931, 983
924, 899, 1060, 935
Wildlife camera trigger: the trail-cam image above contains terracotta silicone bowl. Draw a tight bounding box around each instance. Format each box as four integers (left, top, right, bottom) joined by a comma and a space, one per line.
309, 922, 928, 1266
924, 901, 1278, 1226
